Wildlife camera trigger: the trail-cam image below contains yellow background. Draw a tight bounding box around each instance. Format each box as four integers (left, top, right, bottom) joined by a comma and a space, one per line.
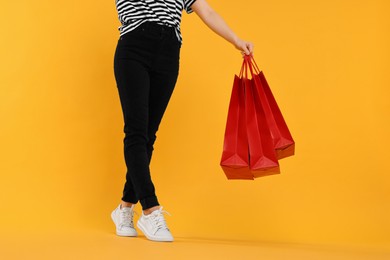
1, 0, 389, 250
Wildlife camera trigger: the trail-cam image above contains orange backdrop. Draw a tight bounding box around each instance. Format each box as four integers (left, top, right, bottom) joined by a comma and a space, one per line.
0, 0, 389, 249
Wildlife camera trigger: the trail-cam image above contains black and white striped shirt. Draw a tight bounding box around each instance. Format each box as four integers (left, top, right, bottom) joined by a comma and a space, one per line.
115, 0, 198, 43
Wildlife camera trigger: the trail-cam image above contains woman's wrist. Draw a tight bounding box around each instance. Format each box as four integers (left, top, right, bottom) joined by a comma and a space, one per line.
231, 35, 240, 48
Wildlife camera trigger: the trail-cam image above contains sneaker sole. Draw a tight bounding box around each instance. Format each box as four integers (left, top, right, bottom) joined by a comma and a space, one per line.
111, 210, 138, 237
136, 221, 173, 242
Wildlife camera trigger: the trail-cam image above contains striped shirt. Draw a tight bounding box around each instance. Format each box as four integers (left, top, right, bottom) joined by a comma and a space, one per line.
115, 0, 198, 43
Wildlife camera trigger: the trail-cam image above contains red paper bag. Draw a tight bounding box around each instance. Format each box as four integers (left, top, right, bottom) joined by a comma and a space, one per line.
246, 56, 295, 160
220, 73, 253, 180
243, 75, 280, 177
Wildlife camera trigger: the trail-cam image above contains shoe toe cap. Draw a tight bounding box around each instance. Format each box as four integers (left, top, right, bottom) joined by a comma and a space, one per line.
154, 229, 173, 241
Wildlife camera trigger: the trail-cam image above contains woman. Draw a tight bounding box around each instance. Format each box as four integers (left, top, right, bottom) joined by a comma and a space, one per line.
111, 0, 254, 242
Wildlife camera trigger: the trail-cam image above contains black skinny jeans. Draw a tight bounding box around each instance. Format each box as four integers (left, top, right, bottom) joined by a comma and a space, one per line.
113, 22, 181, 210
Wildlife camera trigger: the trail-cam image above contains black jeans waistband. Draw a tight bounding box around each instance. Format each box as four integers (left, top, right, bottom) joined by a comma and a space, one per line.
139, 22, 176, 36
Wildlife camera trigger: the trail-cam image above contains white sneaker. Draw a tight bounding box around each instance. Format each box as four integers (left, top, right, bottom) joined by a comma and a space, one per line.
111, 204, 138, 237
137, 207, 173, 242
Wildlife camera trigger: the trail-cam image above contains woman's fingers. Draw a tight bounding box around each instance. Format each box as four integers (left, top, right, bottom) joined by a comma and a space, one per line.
238, 40, 254, 55
247, 42, 254, 54
244, 42, 254, 55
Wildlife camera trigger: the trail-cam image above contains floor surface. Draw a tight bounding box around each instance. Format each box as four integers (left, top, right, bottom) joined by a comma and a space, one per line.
1, 228, 389, 260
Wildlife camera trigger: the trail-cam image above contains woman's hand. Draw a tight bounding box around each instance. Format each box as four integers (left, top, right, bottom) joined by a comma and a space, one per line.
234, 38, 254, 56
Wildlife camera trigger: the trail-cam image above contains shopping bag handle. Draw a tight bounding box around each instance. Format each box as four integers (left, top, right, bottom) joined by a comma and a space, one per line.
239, 56, 250, 79
239, 54, 261, 79
243, 54, 261, 76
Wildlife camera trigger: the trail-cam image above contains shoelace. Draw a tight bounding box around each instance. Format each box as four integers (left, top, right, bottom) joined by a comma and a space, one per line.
120, 208, 138, 228
150, 207, 171, 234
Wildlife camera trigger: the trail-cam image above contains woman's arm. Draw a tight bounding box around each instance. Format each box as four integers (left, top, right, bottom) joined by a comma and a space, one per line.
191, 0, 254, 55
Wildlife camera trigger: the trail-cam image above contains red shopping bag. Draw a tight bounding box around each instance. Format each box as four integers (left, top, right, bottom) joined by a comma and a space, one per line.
220, 72, 253, 180
246, 55, 295, 160
243, 68, 280, 177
